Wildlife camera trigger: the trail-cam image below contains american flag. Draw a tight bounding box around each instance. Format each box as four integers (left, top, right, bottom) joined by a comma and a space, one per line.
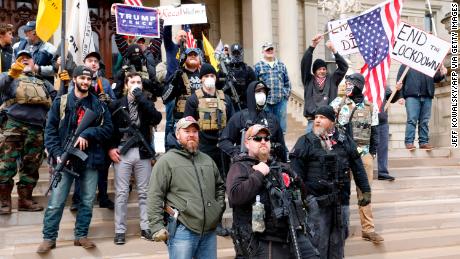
124, 0, 142, 6
183, 24, 197, 48
348, 0, 402, 109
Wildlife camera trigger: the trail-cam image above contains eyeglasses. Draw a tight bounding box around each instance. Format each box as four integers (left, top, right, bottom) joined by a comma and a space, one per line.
248, 136, 271, 142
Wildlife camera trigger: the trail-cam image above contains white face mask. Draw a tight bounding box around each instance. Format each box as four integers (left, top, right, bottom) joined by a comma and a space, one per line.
255, 92, 266, 106
203, 77, 216, 90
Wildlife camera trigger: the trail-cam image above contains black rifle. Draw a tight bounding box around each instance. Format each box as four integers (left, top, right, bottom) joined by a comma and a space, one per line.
323, 154, 343, 229
220, 61, 242, 111
266, 162, 305, 259
45, 108, 98, 196
112, 106, 155, 156
216, 108, 226, 174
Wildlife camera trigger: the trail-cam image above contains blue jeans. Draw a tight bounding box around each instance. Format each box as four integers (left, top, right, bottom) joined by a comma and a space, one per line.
405, 97, 432, 145
42, 168, 98, 240
165, 99, 175, 143
168, 223, 217, 259
265, 99, 287, 134
377, 123, 389, 175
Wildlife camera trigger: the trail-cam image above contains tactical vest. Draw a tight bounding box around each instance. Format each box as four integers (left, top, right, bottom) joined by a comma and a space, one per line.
175, 73, 192, 114
13, 76, 51, 107
196, 89, 227, 131
338, 98, 373, 146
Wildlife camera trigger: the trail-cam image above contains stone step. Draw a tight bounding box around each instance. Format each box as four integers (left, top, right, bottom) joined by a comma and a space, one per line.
348, 211, 460, 237
384, 165, 460, 178
388, 157, 459, 167
351, 175, 460, 190
387, 147, 451, 159
347, 245, 460, 259
0, 235, 235, 259
344, 227, 460, 256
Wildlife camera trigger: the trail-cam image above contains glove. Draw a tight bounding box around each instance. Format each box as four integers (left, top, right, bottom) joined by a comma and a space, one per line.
8, 56, 25, 78
98, 93, 112, 104
358, 192, 371, 207
152, 228, 168, 242
59, 70, 71, 84
131, 87, 143, 99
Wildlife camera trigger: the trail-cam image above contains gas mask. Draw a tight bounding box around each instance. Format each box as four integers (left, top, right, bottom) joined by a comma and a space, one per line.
255, 92, 267, 106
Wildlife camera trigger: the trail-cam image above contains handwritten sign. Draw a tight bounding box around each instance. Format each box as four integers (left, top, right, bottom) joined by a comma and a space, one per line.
116, 4, 160, 38
328, 19, 359, 56
391, 22, 450, 77
157, 4, 207, 26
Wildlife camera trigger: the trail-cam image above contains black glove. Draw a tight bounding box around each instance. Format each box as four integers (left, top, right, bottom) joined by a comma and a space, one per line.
358, 192, 371, 206
132, 87, 143, 99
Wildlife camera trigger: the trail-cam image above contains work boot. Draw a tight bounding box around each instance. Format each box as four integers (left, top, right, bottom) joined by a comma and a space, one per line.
99, 198, 114, 210
419, 143, 434, 150
17, 185, 43, 211
0, 183, 13, 215
74, 237, 96, 249
405, 143, 416, 151
36, 240, 56, 254
362, 231, 384, 244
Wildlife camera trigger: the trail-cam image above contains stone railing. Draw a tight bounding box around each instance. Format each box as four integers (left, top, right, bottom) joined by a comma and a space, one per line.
287, 87, 307, 126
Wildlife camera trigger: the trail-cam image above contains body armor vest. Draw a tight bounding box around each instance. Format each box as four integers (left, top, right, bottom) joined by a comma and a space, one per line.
14, 76, 51, 107
196, 89, 227, 131
338, 98, 373, 146
175, 73, 192, 114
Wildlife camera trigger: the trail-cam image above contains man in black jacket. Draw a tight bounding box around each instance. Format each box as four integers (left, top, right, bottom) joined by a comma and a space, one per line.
108, 71, 162, 245
301, 34, 348, 133
218, 81, 287, 162
227, 124, 319, 259
290, 105, 371, 259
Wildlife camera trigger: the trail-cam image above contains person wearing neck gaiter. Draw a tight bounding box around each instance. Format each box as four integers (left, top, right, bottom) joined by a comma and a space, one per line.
301, 34, 348, 133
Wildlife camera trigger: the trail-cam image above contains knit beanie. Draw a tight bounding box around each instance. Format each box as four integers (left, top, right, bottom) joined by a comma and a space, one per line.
312, 59, 327, 73
199, 63, 217, 78
316, 105, 336, 122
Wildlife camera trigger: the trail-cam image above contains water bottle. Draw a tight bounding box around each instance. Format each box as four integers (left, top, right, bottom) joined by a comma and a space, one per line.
252, 195, 265, 232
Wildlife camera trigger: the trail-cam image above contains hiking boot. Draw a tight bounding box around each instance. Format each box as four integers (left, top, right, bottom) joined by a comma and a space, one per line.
405, 143, 416, 151
36, 240, 56, 254
378, 174, 395, 181
99, 198, 114, 210
419, 143, 434, 150
141, 229, 153, 240
17, 185, 43, 211
362, 231, 384, 244
114, 233, 126, 245
74, 237, 96, 249
0, 183, 13, 215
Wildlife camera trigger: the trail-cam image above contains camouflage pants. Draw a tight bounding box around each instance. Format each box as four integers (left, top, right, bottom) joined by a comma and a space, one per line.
0, 118, 44, 186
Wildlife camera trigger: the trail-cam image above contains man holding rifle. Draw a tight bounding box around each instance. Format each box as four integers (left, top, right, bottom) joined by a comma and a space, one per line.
226, 124, 318, 259
37, 66, 113, 253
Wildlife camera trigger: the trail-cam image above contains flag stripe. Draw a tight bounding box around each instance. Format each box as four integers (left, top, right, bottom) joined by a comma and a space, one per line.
124, 0, 143, 6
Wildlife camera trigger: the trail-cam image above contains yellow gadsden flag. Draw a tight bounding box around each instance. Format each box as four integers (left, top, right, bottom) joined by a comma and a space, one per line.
202, 33, 219, 71
36, 0, 62, 42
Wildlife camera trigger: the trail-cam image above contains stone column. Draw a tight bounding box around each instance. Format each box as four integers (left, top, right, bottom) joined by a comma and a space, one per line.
251, 0, 272, 65
278, 0, 299, 91
219, 0, 238, 45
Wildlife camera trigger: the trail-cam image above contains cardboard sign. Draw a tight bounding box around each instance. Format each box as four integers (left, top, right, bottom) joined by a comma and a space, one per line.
328, 19, 360, 56
157, 4, 207, 26
116, 4, 160, 38
391, 22, 450, 77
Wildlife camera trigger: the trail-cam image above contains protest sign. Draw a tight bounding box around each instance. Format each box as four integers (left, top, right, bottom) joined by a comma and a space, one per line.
391, 22, 450, 77
157, 4, 207, 26
116, 4, 160, 38
327, 19, 360, 55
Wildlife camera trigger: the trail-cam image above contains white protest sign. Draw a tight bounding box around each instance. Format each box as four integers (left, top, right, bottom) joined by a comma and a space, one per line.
328, 19, 360, 56
157, 4, 207, 26
391, 22, 450, 77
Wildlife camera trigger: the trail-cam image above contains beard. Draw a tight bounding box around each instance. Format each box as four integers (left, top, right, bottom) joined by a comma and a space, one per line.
313, 125, 326, 138
185, 59, 199, 69
180, 138, 199, 154
75, 82, 89, 93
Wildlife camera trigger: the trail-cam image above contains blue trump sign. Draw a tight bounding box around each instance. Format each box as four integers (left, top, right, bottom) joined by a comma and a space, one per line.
115, 4, 160, 38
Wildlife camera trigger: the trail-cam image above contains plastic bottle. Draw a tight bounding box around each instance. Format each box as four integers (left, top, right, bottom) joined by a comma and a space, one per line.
252, 195, 265, 232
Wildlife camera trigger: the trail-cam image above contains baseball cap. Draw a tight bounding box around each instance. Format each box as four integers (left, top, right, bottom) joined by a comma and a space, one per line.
16, 50, 32, 59
73, 65, 93, 78
175, 116, 200, 133
84, 51, 101, 61
23, 21, 36, 32
262, 42, 274, 51
184, 48, 200, 55
245, 124, 271, 139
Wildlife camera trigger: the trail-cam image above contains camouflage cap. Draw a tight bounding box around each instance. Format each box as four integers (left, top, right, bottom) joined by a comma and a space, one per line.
175, 116, 200, 133
245, 124, 270, 139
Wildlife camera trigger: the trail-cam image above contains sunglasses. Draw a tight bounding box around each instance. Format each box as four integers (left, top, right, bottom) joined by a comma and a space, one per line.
249, 136, 271, 142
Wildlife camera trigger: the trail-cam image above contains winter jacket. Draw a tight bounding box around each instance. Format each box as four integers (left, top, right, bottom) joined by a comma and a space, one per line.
397, 65, 445, 99
147, 146, 226, 235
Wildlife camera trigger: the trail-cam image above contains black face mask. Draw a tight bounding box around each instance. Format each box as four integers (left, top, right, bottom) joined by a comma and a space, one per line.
129, 55, 143, 71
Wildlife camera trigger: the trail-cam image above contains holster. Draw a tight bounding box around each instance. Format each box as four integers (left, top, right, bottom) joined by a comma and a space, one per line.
231, 225, 259, 257
165, 205, 179, 238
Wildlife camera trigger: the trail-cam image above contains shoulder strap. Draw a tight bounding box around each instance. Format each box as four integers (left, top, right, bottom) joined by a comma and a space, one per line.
196, 88, 204, 98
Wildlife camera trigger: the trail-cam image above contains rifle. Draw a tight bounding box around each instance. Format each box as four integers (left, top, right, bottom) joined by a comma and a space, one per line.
220, 61, 242, 111
178, 40, 187, 67
266, 162, 304, 259
323, 154, 343, 229
45, 108, 98, 196
112, 106, 155, 156
216, 107, 227, 175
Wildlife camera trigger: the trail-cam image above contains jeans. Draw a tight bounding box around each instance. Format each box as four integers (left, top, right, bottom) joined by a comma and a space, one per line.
72, 161, 111, 203
165, 99, 175, 143
377, 123, 389, 175
168, 223, 217, 259
405, 97, 432, 145
265, 99, 287, 134
42, 168, 98, 240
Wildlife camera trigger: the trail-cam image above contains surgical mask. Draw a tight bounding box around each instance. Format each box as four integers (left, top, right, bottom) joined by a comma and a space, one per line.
203, 77, 216, 90
255, 92, 266, 106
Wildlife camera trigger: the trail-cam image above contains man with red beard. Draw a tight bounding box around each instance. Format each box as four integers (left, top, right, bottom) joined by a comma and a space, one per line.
147, 116, 225, 259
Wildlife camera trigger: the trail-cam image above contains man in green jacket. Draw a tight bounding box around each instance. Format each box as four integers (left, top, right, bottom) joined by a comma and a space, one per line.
147, 116, 226, 259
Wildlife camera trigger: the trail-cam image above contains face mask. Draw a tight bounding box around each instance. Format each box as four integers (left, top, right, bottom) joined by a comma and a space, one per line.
255, 92, 266, 106
203, 77, 216, 90
345, 82, 354, 96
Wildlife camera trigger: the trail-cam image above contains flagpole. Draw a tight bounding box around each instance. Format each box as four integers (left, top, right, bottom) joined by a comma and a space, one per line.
59, 0, 66, 95
384, 66, 409, 112
426, 0, 437, 36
